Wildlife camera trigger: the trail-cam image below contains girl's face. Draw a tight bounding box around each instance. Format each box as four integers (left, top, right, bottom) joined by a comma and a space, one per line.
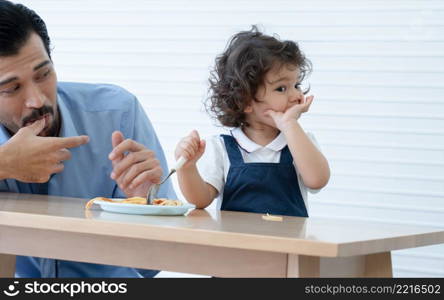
244, 64, 304, 129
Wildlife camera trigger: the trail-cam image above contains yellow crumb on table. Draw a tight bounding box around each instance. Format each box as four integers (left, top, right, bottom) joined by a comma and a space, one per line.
261, 213, 283, 222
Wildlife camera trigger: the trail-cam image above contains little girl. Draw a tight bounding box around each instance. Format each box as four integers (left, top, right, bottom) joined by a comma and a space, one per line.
175, 26, 330, 217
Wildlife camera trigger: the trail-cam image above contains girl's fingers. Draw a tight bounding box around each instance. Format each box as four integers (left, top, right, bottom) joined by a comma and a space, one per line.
190, 130, 200, 140
305, 96, 314, 109
181, 147, 195, 160
183, 140, 199, 153
182, 135, 200, 150
306, 95, 314, 105
192, 137, 200, 149
176, 131, 204, 161
189, 131, 201, 148
198, 139, 206, 155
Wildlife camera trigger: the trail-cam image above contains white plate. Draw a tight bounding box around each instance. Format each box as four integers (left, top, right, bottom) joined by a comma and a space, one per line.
94, 200, 195, 216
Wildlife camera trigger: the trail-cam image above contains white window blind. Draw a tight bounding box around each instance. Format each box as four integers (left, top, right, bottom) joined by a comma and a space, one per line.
19, 0, 444, 277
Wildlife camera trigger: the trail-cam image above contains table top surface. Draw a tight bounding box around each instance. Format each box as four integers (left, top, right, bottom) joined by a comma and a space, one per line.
1, 192, 443, 257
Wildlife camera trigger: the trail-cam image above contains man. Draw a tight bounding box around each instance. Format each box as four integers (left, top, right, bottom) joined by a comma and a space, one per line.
0, 0, 176, 277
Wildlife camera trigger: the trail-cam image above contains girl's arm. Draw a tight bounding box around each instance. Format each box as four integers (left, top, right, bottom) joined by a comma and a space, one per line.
175, 130, 218, 208
177, 165, 218, 208
281, 121, 330, 189
266, 95, 330, 189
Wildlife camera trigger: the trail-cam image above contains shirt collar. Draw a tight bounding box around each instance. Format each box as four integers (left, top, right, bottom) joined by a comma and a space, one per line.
0, 92, 78, 145
231, 127, 287, 153
57, 92, 79, 138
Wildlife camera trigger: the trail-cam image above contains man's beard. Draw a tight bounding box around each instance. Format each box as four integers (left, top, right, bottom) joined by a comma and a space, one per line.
22, 105, 60, 137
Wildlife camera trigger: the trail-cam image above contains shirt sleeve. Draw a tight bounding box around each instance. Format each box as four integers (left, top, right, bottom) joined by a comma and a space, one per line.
112, 95, 177, 200
196, 135, 225, 195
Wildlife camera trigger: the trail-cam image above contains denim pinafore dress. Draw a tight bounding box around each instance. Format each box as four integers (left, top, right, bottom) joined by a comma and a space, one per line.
220, 134, 308, 217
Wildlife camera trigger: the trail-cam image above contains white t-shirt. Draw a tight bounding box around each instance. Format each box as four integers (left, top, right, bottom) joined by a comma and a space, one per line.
196, 127, 322, 211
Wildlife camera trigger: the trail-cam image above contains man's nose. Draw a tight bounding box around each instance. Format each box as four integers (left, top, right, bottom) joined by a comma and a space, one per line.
24, 84, 45, 108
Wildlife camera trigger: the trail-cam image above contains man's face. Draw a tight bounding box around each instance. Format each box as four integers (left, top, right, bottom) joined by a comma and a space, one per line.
0, 33, 58, 137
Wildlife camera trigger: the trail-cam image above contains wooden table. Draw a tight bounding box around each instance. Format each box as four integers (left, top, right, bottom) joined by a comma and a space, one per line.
1, 192, 443, 278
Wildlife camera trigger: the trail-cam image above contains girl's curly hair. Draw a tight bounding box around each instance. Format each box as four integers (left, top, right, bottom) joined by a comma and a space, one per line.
206, 25, 312, 128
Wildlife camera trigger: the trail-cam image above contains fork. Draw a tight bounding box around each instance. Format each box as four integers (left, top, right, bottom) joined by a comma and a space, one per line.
146, 156, 187, 204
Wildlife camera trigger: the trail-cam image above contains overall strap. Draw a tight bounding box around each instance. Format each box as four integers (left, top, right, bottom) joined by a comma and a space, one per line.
221, 134, 244, 166
279, 145, 294, 164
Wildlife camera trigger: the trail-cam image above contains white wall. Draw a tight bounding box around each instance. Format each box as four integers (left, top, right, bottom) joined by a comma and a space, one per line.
19, 0, 444, 277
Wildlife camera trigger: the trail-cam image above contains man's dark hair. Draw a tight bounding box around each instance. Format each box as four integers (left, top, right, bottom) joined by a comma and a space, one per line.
0, 0, 51, 57
206, 25, 312, 128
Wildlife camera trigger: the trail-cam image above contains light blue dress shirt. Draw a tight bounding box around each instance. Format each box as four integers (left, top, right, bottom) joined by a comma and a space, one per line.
0, 82, 176, 277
